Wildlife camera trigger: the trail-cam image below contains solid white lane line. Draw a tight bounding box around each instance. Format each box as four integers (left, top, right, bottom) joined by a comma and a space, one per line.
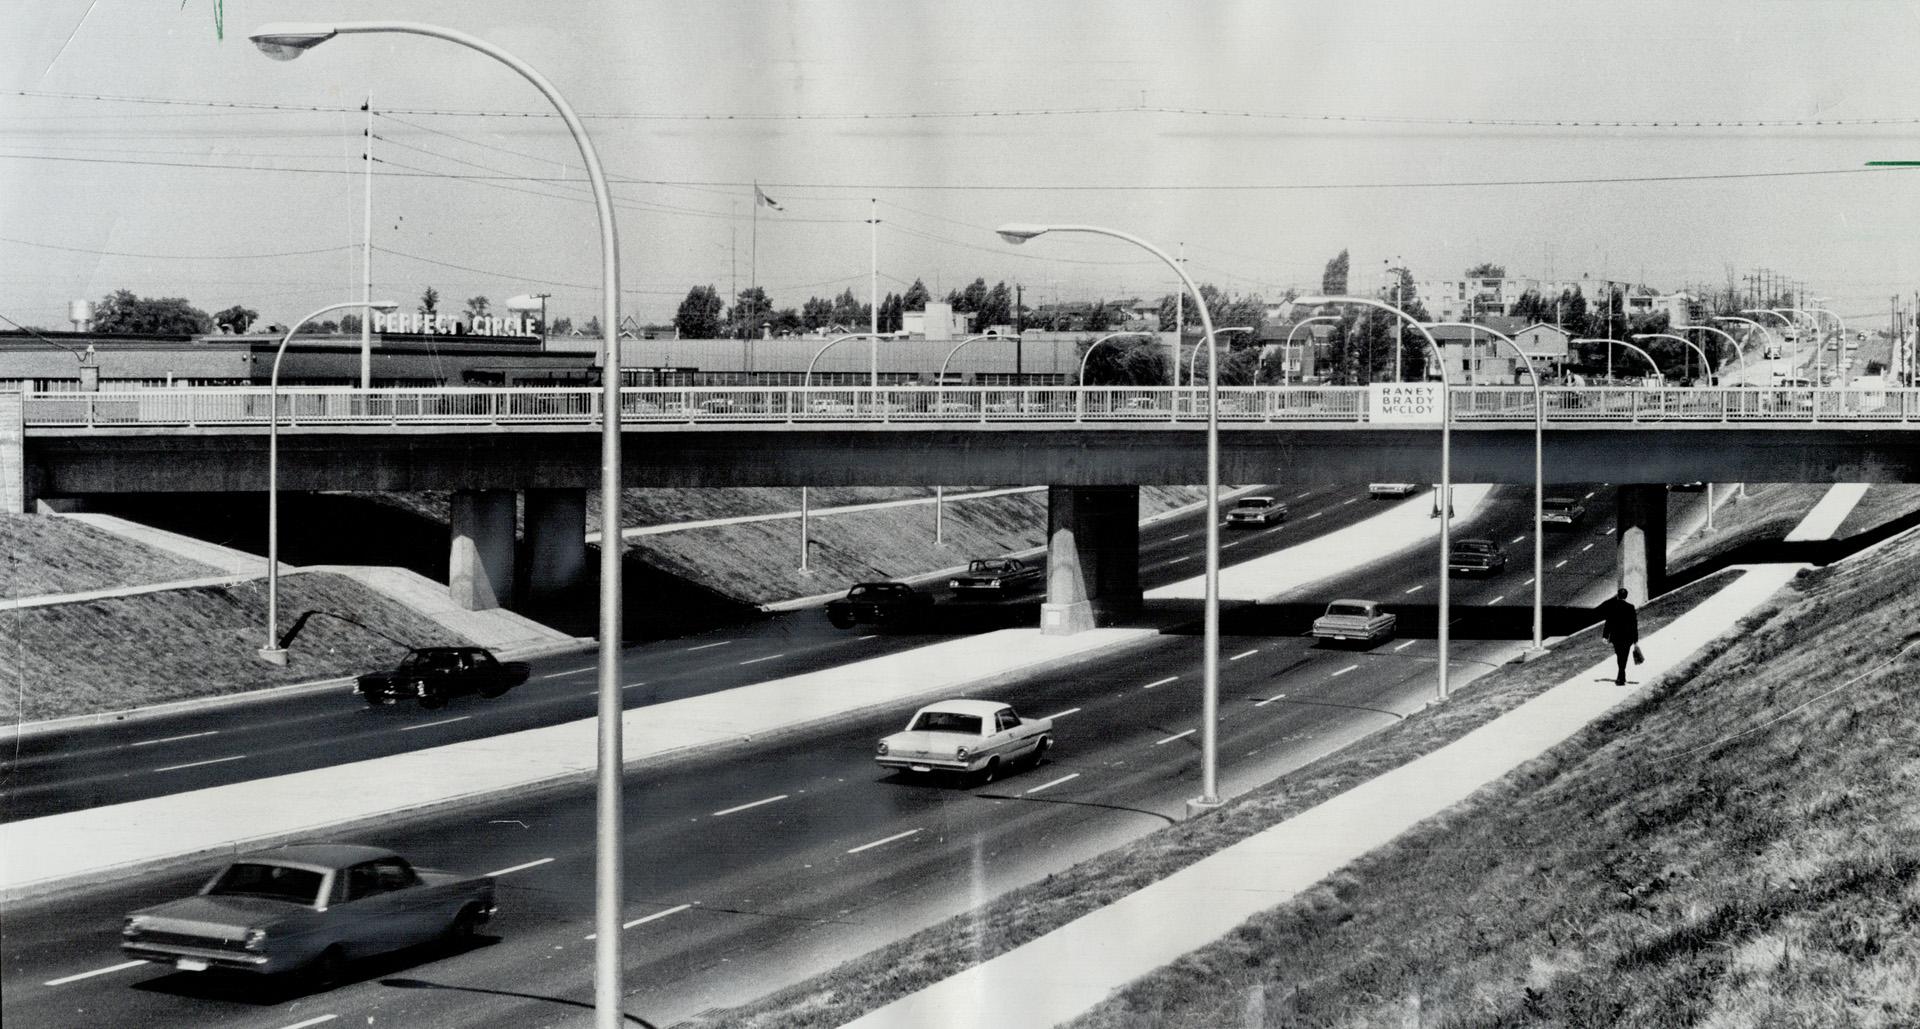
1393, 640, 1416, 652
1143, 676, 1178, 690
738, 653, 787, 666
1404, 583, 1425, 594
1170, 533, 1191, 541
1510, 535, 1526, 544
1581, 543, 1594, 552
1331, 664, 1358, 677
44, 960, 147, 987
540, 666, 592, 679
1025, 773, 1080, 795
1229, 649, 1259, 661
130, 730, 218, 748
486, 858, 555, 877
275, 1017, 338, 1029
153, 754, 246, 773
847, 828, 923, 855
1044, 707, 1081, 720
1155, 729, 1197, 746
712, 794, 789, 817
1489, 594, 1506, 605
1554, 559, 1569, 569
858, 634, 879, 640
1254, 694, 1287, 707
400, 716, 471, 733
685, 640, 732, 651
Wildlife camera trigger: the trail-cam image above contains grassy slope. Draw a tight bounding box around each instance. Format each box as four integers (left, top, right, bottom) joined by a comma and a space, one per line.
0, 573, 468, 722
1836, 484, 1920, 539
1669, 484, 1828, 573
0, 515, 219, 601
1066, 533, 1920, 1027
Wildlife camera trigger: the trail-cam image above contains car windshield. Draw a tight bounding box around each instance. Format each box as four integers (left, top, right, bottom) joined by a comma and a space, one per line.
909, 711, 983, 735
850, 584, 898, 597
398, 650, 460, 670
1326, 603, 1371, 617
1238, 499, 1273, 509
206, 862, 324, 906
1544, 499, 1577, 510
1455, 541, 1494, 553
968, 561, 1012, 574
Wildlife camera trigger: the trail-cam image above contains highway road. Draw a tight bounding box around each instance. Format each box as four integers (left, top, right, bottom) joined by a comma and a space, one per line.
2, 486, 1706, 1029
1, 484, 1388, 821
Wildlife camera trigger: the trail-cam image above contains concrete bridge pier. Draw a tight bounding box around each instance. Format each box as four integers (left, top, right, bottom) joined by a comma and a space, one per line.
1616, 483, 1668, 606
1042, 485, 1141, 635
521, 487, 587, 607
449, 489, 517, 611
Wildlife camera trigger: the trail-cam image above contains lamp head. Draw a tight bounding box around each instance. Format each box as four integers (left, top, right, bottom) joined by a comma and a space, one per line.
249, 23, 338, 61
994, 224, 1049, 245
1291, 296, 1337, 307
369, 301, 399, 313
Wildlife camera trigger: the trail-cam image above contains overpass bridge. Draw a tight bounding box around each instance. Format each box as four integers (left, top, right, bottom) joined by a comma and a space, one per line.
7, 384, 1915, 627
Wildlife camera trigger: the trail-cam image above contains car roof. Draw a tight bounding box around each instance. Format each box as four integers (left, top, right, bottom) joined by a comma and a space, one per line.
1454, 538, 1496, 546
853, 581, 909, 588
238, 843, 399, 871
1238, 496, 1276, 503
913, 699, 1011, 718
1328, 598, 1377, 607
1544, 496, 1581, 504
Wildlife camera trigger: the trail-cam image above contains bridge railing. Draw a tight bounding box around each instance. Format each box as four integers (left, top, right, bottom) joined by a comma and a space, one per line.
22, 384, 1918, 428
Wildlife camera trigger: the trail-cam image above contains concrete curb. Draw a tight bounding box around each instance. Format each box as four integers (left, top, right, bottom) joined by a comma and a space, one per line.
2, 637, 596, 743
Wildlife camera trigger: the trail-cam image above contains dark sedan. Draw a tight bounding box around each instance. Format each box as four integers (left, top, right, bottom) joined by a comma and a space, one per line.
355, 647, 530, 709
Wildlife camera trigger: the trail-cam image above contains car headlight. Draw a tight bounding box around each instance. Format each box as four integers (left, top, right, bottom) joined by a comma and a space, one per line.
955, 745, 970, 759
876, 741, 889, 755
414, 680, 429, 695
122, 916, 148, 939
988, 579, 1001, 588
243, 928, 269, 952
948, 580, 962, 588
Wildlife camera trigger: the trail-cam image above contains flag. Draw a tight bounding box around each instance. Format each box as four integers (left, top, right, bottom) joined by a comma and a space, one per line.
754, 184, 782, 211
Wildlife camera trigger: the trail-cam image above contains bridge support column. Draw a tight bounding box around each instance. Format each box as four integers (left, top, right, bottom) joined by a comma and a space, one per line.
1616, 484, 1667, 606
522, 488, 587, 606
1042, 485, 1141, 635
450, 488, 516, 611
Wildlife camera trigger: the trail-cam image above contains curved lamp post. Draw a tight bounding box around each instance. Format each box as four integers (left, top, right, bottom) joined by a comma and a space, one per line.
1298, 295, 1455, 702
1281, 315, 1340, 386
1425, 322, 1545, 656
1635, 333, 1717, 386
1716, 316, 1780, 384
1187, 326, 1252, 388
1075, 330, 1159, 421
798, 332, 878, 569
998, 222, 1227, 815
1745, 309, 1801, 382
1691, 324, 1747, 380
1576, 337, 1662, 382
1801, 305, 1849, 385
259, 299, 398, 668
249, 22, 630, 1026
802, 331, 879, 387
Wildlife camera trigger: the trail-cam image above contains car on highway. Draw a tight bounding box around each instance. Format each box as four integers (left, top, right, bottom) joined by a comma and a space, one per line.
1311, 599, 1397, 644
121, 844, 496, 987
1226, 495, 1288, 527
948, 557, 1043, 597
1447, 538, 1508, 575
1368, 483, 1422, 498
875, 699, 1052, 783
355, 647, 530, 710
1541, 496, 1588, 528
827, 580, 935, 628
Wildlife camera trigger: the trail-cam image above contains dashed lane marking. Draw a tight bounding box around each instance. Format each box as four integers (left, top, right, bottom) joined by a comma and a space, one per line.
130, 730, 218, 748
43, 960, 147, 987
1343, 498, 1358, 505
275, 1018, 339, 1029
400, 717, 471, 733
486, 857, 555, 877
153, 754, 246, 773
1489, 594, 1506, 605
685, 640, 732, 652
847, 829, 923, 855
1025, 773, 1080, 795
1143, 676, 1178, 689
1581, 543, 1594, 552
585, 903, 696, 939
1229, 649, 1259, 661
1154, 729, 1197, 746
858, 634, 879, 640
1170, 533, 1191, 541
1254, 694, 1287, 707
1045, 707, 1082, 720
1522, 577, 1536, 585
540, 666, 592, 679
1510, 535, 1526, 544
738, 653, 787, 666
622, 681, 650, 690
1393, 640, 1417, 652
1296, 491, 1314, 499
1404, 584, 1425, 594
1168, 555, 1193, 563
1554, 559, 1569, 569
1331, 664, 1358, 677
712, 794, 789, 817
1605, 527, 1617, 536
1223, 539, 1243, 548
1584, 491, 1596, 499
1307, 511, 1323, 519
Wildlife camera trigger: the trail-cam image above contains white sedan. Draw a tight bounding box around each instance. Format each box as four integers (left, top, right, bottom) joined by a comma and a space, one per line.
876, 700, 1052, 783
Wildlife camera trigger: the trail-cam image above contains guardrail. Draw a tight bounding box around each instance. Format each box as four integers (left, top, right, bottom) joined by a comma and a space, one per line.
22, 385, 1920, 428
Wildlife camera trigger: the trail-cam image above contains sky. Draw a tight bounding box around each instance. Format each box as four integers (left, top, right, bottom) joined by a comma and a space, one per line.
3, 0, 1918, 331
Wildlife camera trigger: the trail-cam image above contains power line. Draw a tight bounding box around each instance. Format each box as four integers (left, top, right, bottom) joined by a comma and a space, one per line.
0, 235, 355, 260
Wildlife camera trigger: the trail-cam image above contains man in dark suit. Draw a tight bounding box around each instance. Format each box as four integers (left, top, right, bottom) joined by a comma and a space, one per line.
1597, 588, 1639, 685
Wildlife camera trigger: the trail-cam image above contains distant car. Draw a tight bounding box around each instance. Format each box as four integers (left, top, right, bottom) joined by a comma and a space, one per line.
1311, 599, 1397, 643
1541, 496, 1588, 527
355, 647, 530, 710
826, 581, 935, 629
1226, 496, 1288, 527
948, 557, 1043, 597
876, 699, 1052, 783
121, 844, 496, 987
1668, 482, 1707, 492
1448, 538, 1508, 575
808, 397, 854, 414
1368, 483, 1422, 498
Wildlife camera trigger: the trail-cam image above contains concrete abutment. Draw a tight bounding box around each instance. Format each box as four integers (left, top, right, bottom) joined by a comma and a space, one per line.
521, 488, 587, 608
1616, 483, 1668, 606
449, 489, 517, 611
1042, 485, 1142, 635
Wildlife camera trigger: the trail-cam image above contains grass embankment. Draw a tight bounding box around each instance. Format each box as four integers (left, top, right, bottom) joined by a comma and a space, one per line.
1669, 484, 1828, 574
1836, 484, 1920, 539
677, 572, 1743, 1029
1065, 528, 1920, 1026
0, 515, 218, 601
0, 572, 467, 722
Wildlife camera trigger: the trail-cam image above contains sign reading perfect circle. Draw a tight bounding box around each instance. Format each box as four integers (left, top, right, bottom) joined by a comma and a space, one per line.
1368, 382, 1442, 424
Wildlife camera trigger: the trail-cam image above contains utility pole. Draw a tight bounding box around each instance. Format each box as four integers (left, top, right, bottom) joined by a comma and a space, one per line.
1173, 242, 1185, 386
868, 198, 879, 388
360, 93, 373, 388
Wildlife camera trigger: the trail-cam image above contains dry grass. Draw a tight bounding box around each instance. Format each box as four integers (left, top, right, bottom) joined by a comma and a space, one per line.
1835, 484, 1920, 539
676, 573, 1742, 1029
1060, 530, 1920, 1027
0, 572, 468, 722
1670, 484, 1829, 574
0, 515, 219, 601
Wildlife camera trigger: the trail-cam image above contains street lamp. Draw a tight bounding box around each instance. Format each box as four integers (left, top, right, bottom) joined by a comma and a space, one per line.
1187, 327, 1252, 388
1691, 324, 1747, 381
1745, 309, 1801, 382
798, 332, 879, 568
1801, 304, 1850, 385
1075, 330, 1158, 421
259, 299, 398, 669
1634, 333, 1717, 386
1576, 337, 1662, 382
1281, 315, 1340, 386
250, 21, 630, 1027
1425, 322, 1545, 656
1297, 295, 1456, 701
1716, 316, 1781, 384
998, 222, 1227, 815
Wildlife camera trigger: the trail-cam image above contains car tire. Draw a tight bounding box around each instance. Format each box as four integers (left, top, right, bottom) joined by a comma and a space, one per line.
362, 692, 385, 708
446, 903, 489, 945
975, 757, 1002, 786
419, 693, 448, 710
1028, 736, 1052, 768
478, 684, 507, 699
304, 946, 347, 992
828, 610, 855, 629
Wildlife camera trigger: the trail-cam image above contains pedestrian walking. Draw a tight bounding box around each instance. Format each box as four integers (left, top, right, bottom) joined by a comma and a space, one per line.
1597, 588, 1642, 685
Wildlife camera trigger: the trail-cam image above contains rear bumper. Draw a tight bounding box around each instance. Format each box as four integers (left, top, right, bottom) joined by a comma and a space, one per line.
122, 942, 277, 973
876, 756, 974, 773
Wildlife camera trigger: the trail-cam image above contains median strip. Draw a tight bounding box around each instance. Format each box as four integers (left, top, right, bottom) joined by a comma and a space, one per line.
1024, 773, 1080, 795
43, 959, 146, 987
712, 794, 789, 817
847, 829, 923, 855
153, 754, 245, 774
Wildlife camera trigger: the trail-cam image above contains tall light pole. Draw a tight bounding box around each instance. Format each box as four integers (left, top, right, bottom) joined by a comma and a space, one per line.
1298, 295, 1454, 701
1282, 315, 1340, 386
1745, 308, 1801, 382
1425, 322, 1544, 656
998, 222, 1226, 814
868, 198, 881, 389
1576, 337, 1662, 382
259, 299, 397, 669
1716, 315, 1781, 384
800, 332, 879, 569
1635, 333, 1717, 386
1691, 323, 1747, 381
1075, 330, 1157, 421
249, 22, 630, 1027
1187, 327, 1252, 389
360, 93, 374, 388
1803, 303, 1849, 385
